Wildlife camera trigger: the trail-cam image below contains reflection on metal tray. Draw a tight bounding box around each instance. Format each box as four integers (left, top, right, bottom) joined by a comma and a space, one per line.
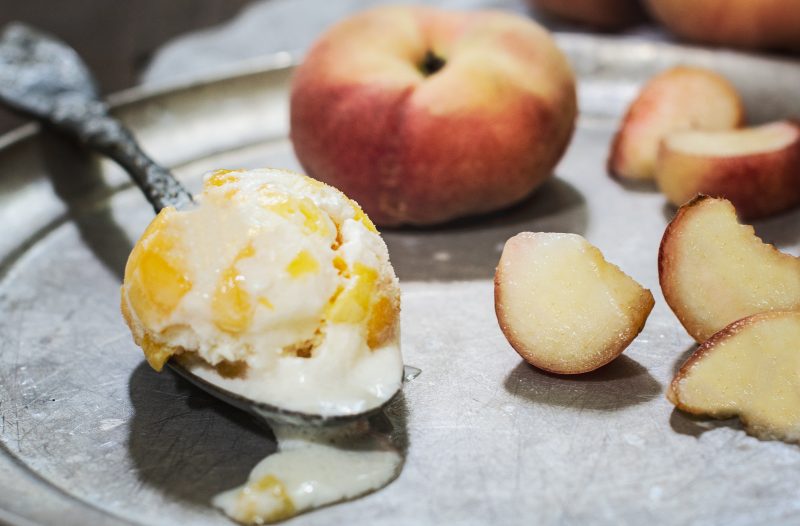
2, 35, 800, 526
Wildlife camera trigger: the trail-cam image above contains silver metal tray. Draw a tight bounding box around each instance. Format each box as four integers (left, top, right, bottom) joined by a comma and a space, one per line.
2, 35, 800, 526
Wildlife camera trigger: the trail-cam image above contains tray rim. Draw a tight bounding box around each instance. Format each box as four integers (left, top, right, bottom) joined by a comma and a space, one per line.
1, 33, 799, 526
3, 31, 800, 151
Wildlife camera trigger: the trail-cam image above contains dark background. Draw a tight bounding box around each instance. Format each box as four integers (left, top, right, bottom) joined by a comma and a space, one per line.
0, 0, 256, 133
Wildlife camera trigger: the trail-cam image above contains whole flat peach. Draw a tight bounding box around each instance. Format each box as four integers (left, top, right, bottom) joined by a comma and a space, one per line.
290, 6, 577, 226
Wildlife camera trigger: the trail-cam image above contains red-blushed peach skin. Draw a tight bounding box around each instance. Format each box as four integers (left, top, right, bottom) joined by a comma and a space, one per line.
658, 195, 800, 343
290, 6, 577, 226
528, 0, 646, 30
646, 0, 800, 52
495, 232, 654, 375
607, 67, 743, 181
658, 196, 741, 342
656, 121, 800, 220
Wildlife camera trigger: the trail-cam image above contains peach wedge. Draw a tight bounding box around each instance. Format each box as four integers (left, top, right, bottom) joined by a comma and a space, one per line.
495, 233, 654, 374
608, 66, 743, 181
656, 120, 800, 219
668, 311, 800, 443
659, 196, 800, 343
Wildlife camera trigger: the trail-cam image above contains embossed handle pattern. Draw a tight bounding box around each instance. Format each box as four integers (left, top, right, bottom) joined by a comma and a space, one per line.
0, 22, 192, 212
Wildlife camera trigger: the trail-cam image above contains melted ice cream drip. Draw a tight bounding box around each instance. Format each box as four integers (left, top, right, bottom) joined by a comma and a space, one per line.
214, 419, 402, 524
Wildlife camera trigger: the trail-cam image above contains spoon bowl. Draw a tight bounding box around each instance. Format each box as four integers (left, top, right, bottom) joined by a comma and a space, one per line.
169, 360, 405, 427
0, 22, 408, 427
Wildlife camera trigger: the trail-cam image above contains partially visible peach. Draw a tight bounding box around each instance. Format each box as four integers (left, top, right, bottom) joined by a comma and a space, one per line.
528, 0, 646, 30
646, 0, 800, 52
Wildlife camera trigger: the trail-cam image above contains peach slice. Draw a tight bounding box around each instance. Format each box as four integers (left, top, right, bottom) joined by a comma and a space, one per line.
668, 311, 800, 443
495, 233, 654, 374
608, 67, 743, 181
656, 121, 800, 219
659, 196, 800, 343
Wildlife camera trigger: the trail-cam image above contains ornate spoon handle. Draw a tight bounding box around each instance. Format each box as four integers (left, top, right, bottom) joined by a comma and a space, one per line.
0, 22, 192, 211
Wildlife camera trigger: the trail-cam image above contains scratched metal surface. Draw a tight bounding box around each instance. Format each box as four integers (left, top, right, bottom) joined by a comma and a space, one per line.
2, 36, 800, 526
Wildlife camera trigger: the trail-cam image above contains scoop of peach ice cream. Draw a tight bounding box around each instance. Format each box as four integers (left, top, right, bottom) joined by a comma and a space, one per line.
121, 168, 402, 416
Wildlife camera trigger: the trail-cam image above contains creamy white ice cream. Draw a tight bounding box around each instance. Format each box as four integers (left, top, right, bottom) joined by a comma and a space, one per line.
121, 168, 402, 416
213, 422, 402, 524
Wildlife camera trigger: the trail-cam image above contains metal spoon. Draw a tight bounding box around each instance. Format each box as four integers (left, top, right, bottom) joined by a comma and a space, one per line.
0, 22, 409, 426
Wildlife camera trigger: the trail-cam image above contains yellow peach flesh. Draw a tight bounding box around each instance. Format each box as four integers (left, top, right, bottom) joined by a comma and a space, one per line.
327, 263, 379, 325
659, 197, 800, 342
663, 122, 798, 157
125, 209, 192, 332
234, 474, 296, 524
212, 244, 257, 334
285, 250, 320, 278
495, 233, 653, 373
670, 312, 800, 442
